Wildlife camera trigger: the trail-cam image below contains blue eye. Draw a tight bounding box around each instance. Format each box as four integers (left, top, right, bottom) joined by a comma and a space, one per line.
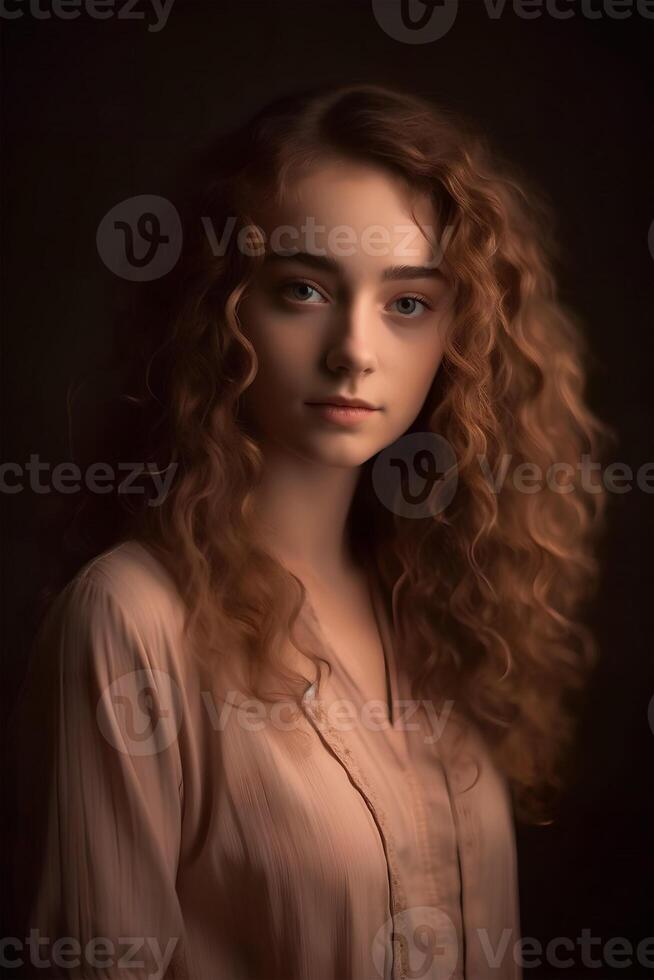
389, 295, 432, 318
283, 281, 327, 304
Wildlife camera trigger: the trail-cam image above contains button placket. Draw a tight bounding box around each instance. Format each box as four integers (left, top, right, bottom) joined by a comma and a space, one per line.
302, 691, 410, 980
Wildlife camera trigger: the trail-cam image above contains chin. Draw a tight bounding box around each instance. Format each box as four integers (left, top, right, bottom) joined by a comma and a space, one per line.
295, 435, 380, 469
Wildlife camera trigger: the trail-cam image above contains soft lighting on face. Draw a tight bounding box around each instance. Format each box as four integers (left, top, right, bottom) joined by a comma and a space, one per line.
236, 159, 452, 468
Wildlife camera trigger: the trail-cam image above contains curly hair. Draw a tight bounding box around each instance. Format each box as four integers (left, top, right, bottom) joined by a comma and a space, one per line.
40, 82, 617, 826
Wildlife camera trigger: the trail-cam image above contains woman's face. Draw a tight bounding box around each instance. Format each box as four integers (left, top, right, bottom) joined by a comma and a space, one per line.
236, 158, 453, 468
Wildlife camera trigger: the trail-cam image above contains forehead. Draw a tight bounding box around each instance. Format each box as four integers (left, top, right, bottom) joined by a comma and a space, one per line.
254, 158, 440, 272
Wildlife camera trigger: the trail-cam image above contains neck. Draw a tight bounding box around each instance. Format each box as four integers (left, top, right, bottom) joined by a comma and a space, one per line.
250, 441, 363, 584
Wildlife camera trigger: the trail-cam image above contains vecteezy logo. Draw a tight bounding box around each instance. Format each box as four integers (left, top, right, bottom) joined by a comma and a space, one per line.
371, 0, 458, 43
372, 905, 460, 979
97, 668, 183, 756
96, 194, 182, 281
372, 432, 458, 518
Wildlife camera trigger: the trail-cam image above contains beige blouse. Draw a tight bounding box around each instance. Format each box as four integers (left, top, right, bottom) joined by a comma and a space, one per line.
10, 539, 522, 980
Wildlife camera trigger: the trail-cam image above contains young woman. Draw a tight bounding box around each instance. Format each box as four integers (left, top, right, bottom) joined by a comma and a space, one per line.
9, 82, 613, 980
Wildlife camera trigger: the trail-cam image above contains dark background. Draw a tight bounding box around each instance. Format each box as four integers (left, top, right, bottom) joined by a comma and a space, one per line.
2, 1, 653, 976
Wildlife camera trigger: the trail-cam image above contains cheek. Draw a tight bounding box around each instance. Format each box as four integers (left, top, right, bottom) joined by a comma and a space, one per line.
239, 301, 321, 402
255, 332, 319, 395
390, 336, 444, 411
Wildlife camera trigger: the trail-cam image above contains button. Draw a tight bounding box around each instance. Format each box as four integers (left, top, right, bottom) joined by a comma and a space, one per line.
303, 682, 316, 703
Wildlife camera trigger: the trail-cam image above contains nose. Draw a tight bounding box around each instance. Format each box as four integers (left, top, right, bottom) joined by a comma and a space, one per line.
324, 297, 377, 377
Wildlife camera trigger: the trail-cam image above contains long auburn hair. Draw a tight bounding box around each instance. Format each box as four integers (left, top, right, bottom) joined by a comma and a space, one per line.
40, 82, 616, 825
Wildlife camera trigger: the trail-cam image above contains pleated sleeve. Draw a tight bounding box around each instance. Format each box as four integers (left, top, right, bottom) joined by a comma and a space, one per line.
8, 565, 191, 979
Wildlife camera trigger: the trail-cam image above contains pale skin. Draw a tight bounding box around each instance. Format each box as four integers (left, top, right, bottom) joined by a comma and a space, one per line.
236, 158, 454, 701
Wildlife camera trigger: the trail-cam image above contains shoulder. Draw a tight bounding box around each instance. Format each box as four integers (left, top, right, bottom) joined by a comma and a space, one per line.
75, 539, 185, 634
40, 539, 188, 679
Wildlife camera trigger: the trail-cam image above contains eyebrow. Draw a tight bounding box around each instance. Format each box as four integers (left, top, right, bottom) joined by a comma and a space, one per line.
263, 250, 447, 281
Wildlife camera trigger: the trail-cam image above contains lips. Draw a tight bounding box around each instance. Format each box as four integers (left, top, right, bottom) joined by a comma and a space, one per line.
305, 401, 379, 427
305, 397, 379, 410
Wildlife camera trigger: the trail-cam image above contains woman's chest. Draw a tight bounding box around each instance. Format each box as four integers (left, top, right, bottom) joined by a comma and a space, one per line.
172, 598, 520, 979
176, 681, 481, 979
